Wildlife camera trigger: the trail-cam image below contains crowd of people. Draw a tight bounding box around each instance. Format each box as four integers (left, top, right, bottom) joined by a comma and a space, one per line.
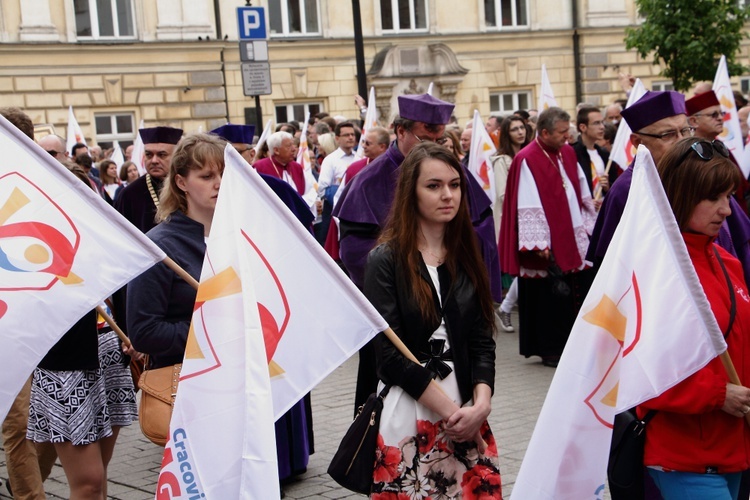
3, 70, 750, 498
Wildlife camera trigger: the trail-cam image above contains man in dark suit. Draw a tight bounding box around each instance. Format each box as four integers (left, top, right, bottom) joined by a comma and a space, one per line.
573, 106, 619, 205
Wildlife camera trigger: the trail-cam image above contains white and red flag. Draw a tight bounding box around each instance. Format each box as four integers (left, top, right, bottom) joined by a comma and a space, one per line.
537, 64, 558, 111
713, 55, 748, 177
66, 105, 88, 156
467, 109, 497, 204
607, 78, 647, 176
510, 145, 728, 499
156, 146, 388, 498
132, 119, 146, 176
355, 86, 379, 159
254, 119, 273, 156
0, 114, 165, 421
296, 111, 320, 216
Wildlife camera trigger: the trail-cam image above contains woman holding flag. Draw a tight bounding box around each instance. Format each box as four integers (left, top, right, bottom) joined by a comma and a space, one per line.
642, 137, 750, 499
127, 133, 223, 370
364, 143, 502, 498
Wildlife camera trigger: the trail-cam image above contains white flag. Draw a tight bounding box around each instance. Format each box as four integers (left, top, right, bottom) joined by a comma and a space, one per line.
426, 82, 434, 96
132, 119, 146, 176
713, 55, 748, 177
467, 109, 497, 204
155, 146, 389, 498
355, 87, 379, 159
110, 143, 125, 168
0, 114, 166, 421
296, 112, 319, 215
538, 64, 558, 111
608, 79, 647, 171
66, 105, 87, 156
510, 145, 727, 499
156, 148, 279, 498
254, 119, 274, 155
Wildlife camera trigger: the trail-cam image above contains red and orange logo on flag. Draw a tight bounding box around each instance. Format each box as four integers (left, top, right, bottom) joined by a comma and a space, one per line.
582, 273, 642, 428
0, 172, 81, 319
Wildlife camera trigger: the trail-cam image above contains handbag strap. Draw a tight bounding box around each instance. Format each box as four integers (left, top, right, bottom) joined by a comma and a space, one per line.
712, 245, 736, 339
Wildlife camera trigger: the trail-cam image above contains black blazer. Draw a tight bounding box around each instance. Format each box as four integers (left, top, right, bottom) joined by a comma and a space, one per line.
572, 140, 620, 194
363, 243, 495, 405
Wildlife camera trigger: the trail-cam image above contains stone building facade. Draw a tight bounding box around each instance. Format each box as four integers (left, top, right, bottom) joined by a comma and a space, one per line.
0, 0, 747, 147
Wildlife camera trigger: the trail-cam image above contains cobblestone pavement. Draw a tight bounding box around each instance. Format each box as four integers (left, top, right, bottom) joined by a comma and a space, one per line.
0, 310, 566, 499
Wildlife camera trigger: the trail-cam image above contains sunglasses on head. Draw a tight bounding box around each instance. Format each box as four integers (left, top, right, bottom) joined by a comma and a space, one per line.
676, 140, 729, 166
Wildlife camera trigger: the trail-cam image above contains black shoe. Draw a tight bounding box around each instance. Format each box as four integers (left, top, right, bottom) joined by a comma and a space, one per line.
541, 357, 559, 368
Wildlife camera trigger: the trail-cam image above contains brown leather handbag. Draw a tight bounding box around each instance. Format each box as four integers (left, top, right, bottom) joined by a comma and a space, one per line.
138, 363, 181, 446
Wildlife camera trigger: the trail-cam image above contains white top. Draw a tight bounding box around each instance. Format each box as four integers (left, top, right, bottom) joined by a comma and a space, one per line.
317, 147, 356, 198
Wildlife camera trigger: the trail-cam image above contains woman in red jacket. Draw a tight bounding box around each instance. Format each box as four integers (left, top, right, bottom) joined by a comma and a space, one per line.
644, 137, 750, 499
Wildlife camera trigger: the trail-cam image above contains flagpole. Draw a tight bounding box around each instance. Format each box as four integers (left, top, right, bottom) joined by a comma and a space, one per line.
162, 256, 200, 290
95, 304, 131, 348
719, 351, 750, 426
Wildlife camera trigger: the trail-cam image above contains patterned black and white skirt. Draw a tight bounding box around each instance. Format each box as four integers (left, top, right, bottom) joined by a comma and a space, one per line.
27, 331, 137, 446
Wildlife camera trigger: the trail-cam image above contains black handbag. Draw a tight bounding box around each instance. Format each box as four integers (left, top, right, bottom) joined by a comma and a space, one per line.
607, 408, 657, 499
328, 385, 391, 494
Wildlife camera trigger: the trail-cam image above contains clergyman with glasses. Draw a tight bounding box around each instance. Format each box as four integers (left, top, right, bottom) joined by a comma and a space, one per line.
588, 90, 694, 266
333, 93, 503, 413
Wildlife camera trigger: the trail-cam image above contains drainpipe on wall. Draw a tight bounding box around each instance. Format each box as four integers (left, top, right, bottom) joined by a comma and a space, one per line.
572, 0, 583, 104
214, 0, 230, 123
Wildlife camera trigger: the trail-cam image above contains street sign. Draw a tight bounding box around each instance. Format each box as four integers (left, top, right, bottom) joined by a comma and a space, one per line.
241, 62, 272, 96
237, 7, 267, 40
240, 40, 269, 62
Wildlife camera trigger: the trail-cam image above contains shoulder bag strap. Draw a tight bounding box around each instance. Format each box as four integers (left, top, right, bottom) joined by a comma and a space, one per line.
712, 245, 737, 338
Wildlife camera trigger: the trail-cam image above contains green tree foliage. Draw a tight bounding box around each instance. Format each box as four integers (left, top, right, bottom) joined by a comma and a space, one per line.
625, 0, 749, 91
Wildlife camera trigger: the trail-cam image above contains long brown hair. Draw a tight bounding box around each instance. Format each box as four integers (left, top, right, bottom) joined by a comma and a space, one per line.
98, 159, 118, 184
658, 137, 741, 231
498, 116, 530, 158
379, 142, 495, 329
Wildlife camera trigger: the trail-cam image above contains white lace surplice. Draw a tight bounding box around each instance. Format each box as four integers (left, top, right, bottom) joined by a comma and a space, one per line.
516, 157, 596, 277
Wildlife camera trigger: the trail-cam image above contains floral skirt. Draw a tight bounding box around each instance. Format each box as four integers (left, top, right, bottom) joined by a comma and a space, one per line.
371, 365, 502, 499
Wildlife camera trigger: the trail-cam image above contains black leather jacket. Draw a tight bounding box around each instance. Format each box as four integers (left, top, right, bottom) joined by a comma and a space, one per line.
363, 243, 496, 405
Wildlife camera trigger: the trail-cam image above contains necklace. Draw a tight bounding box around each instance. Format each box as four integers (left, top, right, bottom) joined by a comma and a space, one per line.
535, 138, 568, 190
146, 174, 160, 208
270, 157, 284, 179
421, 247, 446, 265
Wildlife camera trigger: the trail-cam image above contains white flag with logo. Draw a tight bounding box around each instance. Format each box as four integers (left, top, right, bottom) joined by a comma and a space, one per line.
467, 109, 497, 204
66, 105, 88, 155
608, 78, 647, 172
156, 149, 279, 498
538, 64, 558, 111
0, 114, 165, 421
356, 87, 379, 159
155, 146, 389, 498
296, 112, 320, 216
510, 145, 727, 499
713, 55, 748, 177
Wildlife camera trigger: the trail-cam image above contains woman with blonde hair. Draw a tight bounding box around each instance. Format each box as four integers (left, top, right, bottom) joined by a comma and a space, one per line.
127, 133, 224, 370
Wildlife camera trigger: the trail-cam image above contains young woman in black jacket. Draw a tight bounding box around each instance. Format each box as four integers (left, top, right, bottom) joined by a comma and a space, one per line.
363, 142, 502, 498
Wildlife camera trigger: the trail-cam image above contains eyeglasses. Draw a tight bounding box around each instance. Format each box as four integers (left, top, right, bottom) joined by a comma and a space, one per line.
693, 110, 726, 120
46, 149, 60, 157
676, 139, 730, 165
636, 127, 694, 141
436, 137, 448, 145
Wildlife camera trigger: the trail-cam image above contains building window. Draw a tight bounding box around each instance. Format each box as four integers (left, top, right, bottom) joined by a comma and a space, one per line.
269, 0, 320, 36
652, 81, 675, 92
381, 0, 428, 33
275, 103, 323, 124
94, 113, 135, 150
740, 77, 750, 96
74, 0, 135, 39
490, 90, 531, 114
485, 0, 528, 28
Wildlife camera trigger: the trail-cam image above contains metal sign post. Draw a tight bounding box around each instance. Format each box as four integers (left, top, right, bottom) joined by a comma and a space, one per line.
237, 6, 271, 131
